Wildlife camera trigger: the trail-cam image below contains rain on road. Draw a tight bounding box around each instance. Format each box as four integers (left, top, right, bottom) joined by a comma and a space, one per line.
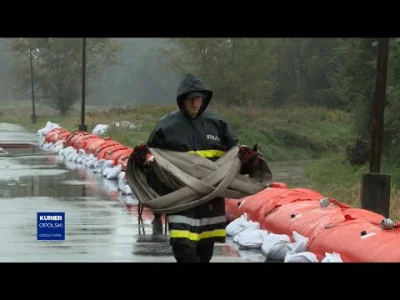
0, 123, 272, 262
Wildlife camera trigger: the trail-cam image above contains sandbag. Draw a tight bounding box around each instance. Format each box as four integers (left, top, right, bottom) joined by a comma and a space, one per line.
339, 208, 383, 226
77, 136, 105, 153
45, 128, 71, 144
94, 140, 121, 159
237, 187, 287, 222
84, 139, 110, 155
65, 131, 91, 148
102, 146, 132, 164
258, 188, 325, 219
259, 200, 327, 237
225, 198, 241, 222
286, 206, 344, 241
309, 218, 400, 262
116, 150, 133, 171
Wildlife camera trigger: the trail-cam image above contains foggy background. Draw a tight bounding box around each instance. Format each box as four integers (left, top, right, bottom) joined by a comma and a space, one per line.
1, 37, 400, 167
0, 38, 181, 107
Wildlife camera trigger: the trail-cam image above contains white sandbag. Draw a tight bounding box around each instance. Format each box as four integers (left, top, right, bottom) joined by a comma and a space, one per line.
101, 160, 114, 177
66, 151, 77, 161
76, 155, 86, 164
118, 171, 126, 182
81, 155, 92, 166
101, 160, 114, 172
261, 233, 292, 260
101, 177, 119, 192
120, 184, 133, 195
37, 121, 60, 136
85, 158, 97, 169
236, 229, 269, 249
268, 242, 295, 261
92, 124, 109, 136
50, 141, 64, 153
289, 231, 309, 253
93, 159, 106, 173
102, 167, 111, 177
226, 213, 250, 236
263, 231, 310, 261
59, 146, 74, 159
233, 221, 260, 243
117, 171, 132, 194
321, 252, 343, 262
284, 251, 318, 263
41, 142, 52, 150
71, 153, 80, 162
106, 165, 122, 180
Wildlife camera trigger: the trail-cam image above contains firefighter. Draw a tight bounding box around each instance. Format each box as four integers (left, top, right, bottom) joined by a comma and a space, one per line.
132, 73, 260, 262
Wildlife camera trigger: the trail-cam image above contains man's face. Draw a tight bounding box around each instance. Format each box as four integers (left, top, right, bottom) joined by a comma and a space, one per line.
183, 96, 203, 118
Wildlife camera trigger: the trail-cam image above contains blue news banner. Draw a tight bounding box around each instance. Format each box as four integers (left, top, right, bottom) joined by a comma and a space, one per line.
37, 212, 65, 241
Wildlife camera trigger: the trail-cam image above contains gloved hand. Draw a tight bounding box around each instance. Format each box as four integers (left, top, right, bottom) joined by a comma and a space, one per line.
238, 144, 260, 173
132, 143, 153, 166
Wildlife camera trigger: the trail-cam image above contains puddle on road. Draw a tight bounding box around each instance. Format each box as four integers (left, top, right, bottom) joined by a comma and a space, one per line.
0, 147, 68, 181
0, 144, 309, 262
62, 180, 97, 185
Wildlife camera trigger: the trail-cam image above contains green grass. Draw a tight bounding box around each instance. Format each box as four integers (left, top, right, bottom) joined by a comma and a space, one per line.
0, 102, 351, 162
3, 100, 400, 217
303, 155, 400, 218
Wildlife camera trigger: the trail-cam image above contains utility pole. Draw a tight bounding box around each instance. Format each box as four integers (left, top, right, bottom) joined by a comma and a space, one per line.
79, 38, 87, 132
28, 38, 37, 124
360, 38, 391, 217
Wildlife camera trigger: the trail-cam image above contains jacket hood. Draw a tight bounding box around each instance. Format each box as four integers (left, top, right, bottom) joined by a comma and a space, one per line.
176, 73, 213, 117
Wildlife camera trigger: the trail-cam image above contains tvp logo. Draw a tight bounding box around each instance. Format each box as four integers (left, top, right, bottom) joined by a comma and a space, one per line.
37, 212, 65, 241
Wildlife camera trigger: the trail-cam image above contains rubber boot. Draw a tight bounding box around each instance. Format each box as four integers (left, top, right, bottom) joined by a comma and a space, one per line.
152, 217, 163, 235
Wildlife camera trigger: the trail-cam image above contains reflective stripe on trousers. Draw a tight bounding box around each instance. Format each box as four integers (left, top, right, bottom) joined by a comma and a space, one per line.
169, 215, 227, 242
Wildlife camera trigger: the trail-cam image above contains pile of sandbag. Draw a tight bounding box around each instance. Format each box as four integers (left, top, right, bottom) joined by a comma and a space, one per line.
37, 122, 133, 197
226, 213, 343, 263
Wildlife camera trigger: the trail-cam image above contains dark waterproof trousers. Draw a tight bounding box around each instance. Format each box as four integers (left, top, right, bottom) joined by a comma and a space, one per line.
172, 242, 215, 263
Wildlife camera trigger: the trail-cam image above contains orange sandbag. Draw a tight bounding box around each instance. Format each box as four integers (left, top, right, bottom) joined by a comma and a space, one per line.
93, 140, 121, 159
309, 217, 400, 262
258, 188, 325, 219
74, 135, 103, 151
225, 198, 241, 221
260, 200, 343, 239
58, 131, 71, 143
70, 133, 98, 149
45, 128, 71, 144
82, 137, 107, 154
116, 150, 133, 171
237, 188, 288, 222
339, 208, 383, 226
104, 148, 133, 166
65, 131, 90, 148
97, 144, 127, 160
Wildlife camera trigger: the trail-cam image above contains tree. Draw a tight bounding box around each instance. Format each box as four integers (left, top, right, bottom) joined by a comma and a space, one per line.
160, 38, 279, 106
9, 38, 122, 115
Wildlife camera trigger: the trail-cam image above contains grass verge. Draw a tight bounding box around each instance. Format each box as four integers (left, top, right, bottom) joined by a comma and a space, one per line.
304, 156, 400, 219
8, 102, 398, 217
0, 103, 351, 162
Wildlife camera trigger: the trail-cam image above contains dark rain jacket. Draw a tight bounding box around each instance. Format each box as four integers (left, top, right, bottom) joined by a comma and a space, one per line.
146, 73, 238, 246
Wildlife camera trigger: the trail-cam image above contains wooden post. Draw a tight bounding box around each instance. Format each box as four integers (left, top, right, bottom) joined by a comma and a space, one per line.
79, 38, 88, 132
29, 38, 37, 124
360, 38, 391, 218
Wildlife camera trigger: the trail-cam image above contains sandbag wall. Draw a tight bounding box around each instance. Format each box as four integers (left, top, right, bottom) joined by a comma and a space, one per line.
39, 123, 400, 262
225, 186, 400, 262
39, 125, 134, 196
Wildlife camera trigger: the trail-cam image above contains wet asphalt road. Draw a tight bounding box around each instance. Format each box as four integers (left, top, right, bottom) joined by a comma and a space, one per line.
0, 123, 271, 262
